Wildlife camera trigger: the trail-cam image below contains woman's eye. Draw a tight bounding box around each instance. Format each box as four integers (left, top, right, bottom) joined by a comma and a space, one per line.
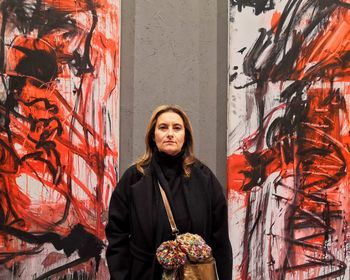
174, 126, 182, 130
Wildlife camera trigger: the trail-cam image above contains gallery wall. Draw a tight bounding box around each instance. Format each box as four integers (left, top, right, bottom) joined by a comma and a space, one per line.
120, 0, 228, 187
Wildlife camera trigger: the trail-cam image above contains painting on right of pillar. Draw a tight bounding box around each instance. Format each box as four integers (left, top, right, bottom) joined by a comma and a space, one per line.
228, 1, 350, 279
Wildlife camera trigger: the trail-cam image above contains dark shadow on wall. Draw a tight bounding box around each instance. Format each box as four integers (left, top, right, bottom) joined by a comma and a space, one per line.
217, 0, 228, 192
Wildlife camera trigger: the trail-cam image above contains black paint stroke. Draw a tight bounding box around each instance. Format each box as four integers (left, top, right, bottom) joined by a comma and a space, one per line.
231, 0, 276, 15
0, 223, 104, 274
35, 256, 91, 280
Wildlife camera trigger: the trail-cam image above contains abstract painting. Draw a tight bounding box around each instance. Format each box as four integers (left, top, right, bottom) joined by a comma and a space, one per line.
0, 1, 119, 279
228, 0, 350, 279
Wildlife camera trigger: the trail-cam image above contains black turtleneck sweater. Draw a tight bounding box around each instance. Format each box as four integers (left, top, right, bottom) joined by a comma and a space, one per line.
153, 150, 190, 234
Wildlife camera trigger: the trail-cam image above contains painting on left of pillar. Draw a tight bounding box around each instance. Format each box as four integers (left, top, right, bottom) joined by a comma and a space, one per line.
0, 1, 120, 279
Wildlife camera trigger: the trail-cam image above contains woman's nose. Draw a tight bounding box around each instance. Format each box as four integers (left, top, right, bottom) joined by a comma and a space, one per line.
167, 128, 174, 136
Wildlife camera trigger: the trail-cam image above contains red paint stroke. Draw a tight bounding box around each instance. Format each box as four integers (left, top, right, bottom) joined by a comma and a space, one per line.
227, 154, 250, 192
295, 7, 350, 81
271, 11, 281, 34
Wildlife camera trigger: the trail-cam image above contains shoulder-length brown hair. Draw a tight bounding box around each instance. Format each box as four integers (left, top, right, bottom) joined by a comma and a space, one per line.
135, 104, 196, 177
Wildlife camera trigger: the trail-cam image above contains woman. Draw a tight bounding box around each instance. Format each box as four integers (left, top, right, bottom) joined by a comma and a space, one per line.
106, 105, 233, 279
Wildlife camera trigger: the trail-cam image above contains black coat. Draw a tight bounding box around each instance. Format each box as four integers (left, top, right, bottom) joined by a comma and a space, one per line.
106, 161, 233, 280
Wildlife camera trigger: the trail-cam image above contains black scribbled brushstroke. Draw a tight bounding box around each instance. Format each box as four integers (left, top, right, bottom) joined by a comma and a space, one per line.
0, 0, 99, 86
238, 47, 247, 54
21, 98, 59, 114
0, 0, 79, 73
0, 223, 103, 272
243, 1, 338, 84
0, 202, 4, 225
76, 0, 98, 75
2, 40, 59, 143
11, 45, 58, 85
54, 199, 72, 227
231, 0, 275, 15
0, 1, 9, 73
2, 89, 16, 143
37, 269, 92, 280
0, 247, 43, 265
34, 256, 91, 280
4, 0, 78, 38
229, 73, 238, 83
241, 0, 339, 186
21, 150, 61, 184
241, 150, 274, 190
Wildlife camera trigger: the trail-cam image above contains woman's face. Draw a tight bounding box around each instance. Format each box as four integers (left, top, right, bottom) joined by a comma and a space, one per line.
154, 111, 185, 156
